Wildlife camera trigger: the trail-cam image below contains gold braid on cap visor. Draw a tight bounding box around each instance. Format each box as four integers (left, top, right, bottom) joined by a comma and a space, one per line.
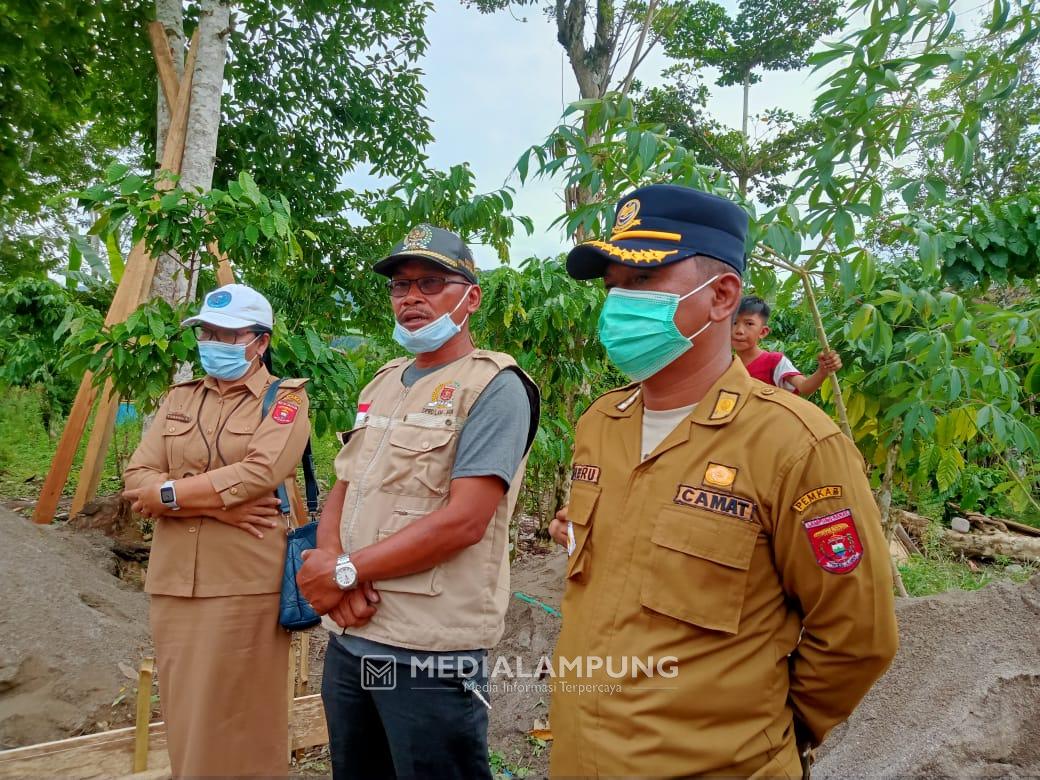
582, 240, 679, 264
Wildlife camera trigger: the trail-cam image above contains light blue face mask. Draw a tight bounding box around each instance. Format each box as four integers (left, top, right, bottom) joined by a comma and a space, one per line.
198, 335, 259, 381
597, 276, 718, 382
392, 286, 472, 354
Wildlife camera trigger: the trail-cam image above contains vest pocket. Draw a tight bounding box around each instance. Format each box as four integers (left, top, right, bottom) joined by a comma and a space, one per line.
334, 425, 367, 482
639, 505, 759, 634
380, 425, 457, 497
565, 481, 600, 581
373, 509, 441, 595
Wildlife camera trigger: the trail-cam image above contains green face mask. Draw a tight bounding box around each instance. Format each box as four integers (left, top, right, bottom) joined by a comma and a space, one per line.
597, 275, 718, 382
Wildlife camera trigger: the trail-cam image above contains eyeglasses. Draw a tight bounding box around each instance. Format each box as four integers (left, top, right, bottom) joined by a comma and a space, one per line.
193, 327, 264, 345
387, 277, 469, 298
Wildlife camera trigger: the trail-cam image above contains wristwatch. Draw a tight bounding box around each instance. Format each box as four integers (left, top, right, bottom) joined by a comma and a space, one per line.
159, 480, 180, 511
334, 553, 358, 590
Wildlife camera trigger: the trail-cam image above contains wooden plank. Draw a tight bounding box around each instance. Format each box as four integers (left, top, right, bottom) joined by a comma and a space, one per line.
133, 658, 155, 772
70, 381, 120, 516
0, 695, 327, 778
31, 376, 99, 523
147, 21, 179, 111
51, 33, 201, 522
208, 241, 236, 286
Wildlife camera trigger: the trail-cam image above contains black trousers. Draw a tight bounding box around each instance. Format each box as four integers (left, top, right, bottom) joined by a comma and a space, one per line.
321, 636, 492, 780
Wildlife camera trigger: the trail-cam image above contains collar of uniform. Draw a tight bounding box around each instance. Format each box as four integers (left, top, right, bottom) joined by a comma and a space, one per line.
689, 357, 755, 427
202, 363, 273, 398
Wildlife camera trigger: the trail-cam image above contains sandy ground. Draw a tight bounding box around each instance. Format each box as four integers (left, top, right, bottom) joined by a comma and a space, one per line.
2, 502, 1038, 779
0, 507, 151, 749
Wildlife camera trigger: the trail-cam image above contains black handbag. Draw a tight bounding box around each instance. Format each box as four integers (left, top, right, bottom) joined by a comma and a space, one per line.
262, 380, 322, 631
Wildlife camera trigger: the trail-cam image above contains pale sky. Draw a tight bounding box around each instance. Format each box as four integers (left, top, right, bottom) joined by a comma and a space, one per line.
343, 1, 979, 268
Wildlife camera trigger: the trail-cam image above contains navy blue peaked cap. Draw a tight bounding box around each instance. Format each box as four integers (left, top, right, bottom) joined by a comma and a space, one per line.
566, 184, 749, 279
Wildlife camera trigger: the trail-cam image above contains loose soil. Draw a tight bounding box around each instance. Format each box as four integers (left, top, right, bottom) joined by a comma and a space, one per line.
2, 502, 1039, 779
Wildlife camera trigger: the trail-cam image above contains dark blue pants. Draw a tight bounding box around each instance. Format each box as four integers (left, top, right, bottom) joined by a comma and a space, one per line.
321, 636, 492, 780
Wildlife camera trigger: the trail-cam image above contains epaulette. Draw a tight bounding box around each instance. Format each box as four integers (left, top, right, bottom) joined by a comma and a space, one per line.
582, 382, 641, 417
373, 357, 410, 379
171, 377, 203, 388
752, 385, 842, 441
278, 377, 309, 389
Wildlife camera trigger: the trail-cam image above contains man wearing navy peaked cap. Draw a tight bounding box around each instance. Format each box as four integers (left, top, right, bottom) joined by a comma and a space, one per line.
547, 184, 898, 777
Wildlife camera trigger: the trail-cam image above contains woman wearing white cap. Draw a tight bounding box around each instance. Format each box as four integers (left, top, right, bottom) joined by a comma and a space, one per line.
123, 283, 311, 777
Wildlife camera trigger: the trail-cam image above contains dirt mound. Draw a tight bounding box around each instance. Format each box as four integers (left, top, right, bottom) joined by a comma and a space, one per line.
0, 507, 150, 749
817, 574, 1040, 778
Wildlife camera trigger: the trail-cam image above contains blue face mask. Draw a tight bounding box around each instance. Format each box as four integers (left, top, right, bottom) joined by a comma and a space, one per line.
392, 286, 472, 354
198, 336, 259, 381
597, 275, 718, 382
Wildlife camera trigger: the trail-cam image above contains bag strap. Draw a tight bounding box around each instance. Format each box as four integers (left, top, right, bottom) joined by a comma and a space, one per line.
261, 377, 319, 520
262, 379, 292, 516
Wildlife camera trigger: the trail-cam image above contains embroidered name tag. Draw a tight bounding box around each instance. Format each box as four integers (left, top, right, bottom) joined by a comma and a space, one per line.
803, 508, 863, 573
674, 484, 756, 522
792, 485, 843, 513
571, 464, 601, 484
166, 411, 191, 423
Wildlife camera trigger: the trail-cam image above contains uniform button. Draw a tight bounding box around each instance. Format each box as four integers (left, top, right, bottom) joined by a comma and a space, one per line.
762, 388, 776, 395
421, 441, 430, 449
230, 487, 239, 495
207, 428, 214, 434
188, 527, 197, 533
168, 427, 175, 432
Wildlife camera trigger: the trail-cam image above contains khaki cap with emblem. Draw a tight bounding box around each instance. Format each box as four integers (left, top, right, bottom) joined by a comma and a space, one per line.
372, 224, 478, 284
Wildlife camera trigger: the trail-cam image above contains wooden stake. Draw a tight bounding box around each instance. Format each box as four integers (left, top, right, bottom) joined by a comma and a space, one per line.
147, 21, 179, 111
33, 33, 200, 525
132, 658, 155, 773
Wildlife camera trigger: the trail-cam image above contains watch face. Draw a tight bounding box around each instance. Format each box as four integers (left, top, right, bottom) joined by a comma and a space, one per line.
336, 561, 357, 589
160, 486, 175, 503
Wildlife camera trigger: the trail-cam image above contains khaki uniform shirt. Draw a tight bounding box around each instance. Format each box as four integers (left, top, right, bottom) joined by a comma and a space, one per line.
549, 358, 898, 778
124, 366, 310, 597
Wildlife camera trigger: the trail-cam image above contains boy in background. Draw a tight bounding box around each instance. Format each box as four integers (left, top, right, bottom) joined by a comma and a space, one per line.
733, 296, 842, 396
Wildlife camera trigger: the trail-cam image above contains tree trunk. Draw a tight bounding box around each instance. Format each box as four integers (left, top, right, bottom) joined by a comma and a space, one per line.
896, 509, 1040, 564
148, 0, 230, 308
155, 0, 184, 163
877, 443, 909, 597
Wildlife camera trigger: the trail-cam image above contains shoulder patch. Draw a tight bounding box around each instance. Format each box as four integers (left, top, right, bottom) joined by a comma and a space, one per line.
753, 386, 841, 440
803, 508, 863, 573
277, 377, 309, 390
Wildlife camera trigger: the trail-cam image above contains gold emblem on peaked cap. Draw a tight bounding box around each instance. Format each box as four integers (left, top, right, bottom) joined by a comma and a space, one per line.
403, 224, 433, 250
613, 198, 641, 233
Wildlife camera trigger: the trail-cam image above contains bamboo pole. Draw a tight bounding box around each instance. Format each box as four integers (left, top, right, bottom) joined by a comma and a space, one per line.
132, 658, 155, 772
33, 33, 200, 524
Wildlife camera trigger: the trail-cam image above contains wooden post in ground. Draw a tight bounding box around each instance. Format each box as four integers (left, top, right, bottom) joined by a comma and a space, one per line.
133, 658, 155, 773
40, 31, 199, 523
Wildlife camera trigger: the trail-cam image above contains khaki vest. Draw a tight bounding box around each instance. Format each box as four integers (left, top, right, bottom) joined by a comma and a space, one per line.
322, 349, 536, 651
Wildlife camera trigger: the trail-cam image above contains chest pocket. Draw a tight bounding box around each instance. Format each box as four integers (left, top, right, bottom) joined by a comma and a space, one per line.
218, 412, 257, 466
640, 505, 759, 634
565, 481, 599, 581
380, 423, 458, 497
334, 425, 368, 483
161, 418, 196, 473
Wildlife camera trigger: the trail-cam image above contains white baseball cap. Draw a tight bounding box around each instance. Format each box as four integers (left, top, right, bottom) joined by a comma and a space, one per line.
181, 284, 274, 331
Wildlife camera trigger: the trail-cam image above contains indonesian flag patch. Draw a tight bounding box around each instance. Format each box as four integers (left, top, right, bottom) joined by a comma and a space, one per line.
354, 402, 371, 427
271, 399, 299, 424
803, 508, 864, 574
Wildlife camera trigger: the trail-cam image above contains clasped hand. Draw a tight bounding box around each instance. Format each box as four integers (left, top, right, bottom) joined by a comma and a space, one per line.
298, 548, 380, 628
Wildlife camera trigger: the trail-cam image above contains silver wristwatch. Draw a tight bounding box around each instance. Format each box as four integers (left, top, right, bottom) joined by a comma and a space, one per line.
334, 553, 358, 591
